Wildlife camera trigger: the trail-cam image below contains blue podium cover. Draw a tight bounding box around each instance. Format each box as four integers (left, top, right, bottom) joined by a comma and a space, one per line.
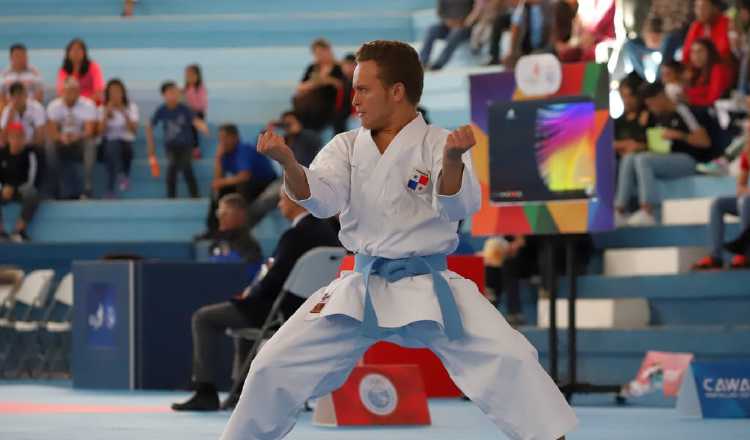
678, 360, 750, 418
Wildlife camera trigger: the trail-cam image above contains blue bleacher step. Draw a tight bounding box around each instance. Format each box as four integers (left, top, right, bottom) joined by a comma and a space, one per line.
658, 175, 735, 200
593, 223, 742, 249
522, 325, 750, 385
0, 13, 416, 49
1, 0, 434, 17
556, 271, 750, 326
10, 199, 209, 242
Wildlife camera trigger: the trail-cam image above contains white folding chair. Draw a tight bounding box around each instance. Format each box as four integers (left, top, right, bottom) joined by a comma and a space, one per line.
228, 247, 347, 396
0, 269, 54, 375
14, 273, 74, 377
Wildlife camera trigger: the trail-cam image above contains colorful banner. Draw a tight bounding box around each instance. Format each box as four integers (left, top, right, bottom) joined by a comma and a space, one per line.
313, 365, 431, 426
469, 61, 615, 235
622, 351, 694, 398
678, 360, 750, 418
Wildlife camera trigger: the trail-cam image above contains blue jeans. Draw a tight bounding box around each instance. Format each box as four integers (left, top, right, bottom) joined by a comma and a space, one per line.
709, 195, 750, 259
419, 23, 471, 70
615, 152, 697, 209
103, 139, 133, 192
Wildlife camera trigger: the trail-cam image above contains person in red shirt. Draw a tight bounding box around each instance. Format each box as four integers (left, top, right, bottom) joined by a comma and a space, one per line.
684, 38, 734, 106
692, 140, 750, 270
683, 0, 732, 63
55, 39, 105, 105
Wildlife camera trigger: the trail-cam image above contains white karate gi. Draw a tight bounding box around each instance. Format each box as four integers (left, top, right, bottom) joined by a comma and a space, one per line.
220, 114, 578, 440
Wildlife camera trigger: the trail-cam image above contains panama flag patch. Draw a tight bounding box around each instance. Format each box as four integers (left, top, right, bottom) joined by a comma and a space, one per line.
407, 169, 430, 193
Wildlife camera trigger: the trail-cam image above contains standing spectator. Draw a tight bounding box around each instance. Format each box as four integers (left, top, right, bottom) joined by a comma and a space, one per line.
616, 82, 715, 226
0, 83, 46, 193
684, 0, 733, 69
505, 0, 553, 67
684, 38, 734, 106
184, 64, 207, 159
0, 44, 44, 109
660, 60, 686, 103
420, 0, 481, 70
0, 122, 39, 242
172, 189, 340, 412
197, 123, 276, 237
46, 78, 97, 199
614, 74, 652, 158
692, 142, 750, 269
56, 39, 105, 105
293, 39, 346, 132
98, 79, 138, 196
146, 81, 208, 199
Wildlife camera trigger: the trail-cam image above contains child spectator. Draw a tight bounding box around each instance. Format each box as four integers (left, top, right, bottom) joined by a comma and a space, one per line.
0, 121, 39, 242
98, 79, 138, 196
614, 74, 652, 157
146, 81, 208, 198
56, 39, 105, 105
684, 38, 734, 107
660, 60, 686, 103
184, 64, 207, 159
692, 139, 750, 270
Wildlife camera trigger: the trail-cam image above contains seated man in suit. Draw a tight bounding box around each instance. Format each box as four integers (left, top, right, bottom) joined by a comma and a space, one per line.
172, 188, 340, 412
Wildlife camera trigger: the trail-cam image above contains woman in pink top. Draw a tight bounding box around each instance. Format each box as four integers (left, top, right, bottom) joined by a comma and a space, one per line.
56, 38, 105, 105
184, 64, 207, 158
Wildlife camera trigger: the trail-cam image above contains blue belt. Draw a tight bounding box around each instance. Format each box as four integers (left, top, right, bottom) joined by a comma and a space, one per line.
354, 254, 464, 340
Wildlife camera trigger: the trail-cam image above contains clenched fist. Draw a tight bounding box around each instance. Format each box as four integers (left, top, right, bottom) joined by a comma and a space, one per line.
444, 125, 476, 163
257, 129, 295, 166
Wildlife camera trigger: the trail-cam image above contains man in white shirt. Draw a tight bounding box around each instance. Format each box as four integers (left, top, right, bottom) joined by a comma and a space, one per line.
0, 44, 44, 108
46, 78, 97, 199
220, 40, 576, 440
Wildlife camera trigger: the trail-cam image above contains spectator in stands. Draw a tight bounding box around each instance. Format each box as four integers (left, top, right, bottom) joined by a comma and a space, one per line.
198, 123, 276, 237
502, 0, 554, 67
616, 81, 715, 227
0, 82, 46, 148
98, 79, 138, 196
172, 188, 340, 412
338, 53, 356, 131
692, 140, 750, 269
207, 193, 262, 264
554, 0, 615, 63
685, 38, 734, 106
484, 0, 515, 66
646, 0, 695, 64
56, 39, 105, 105
483, 234, 535, 326
293, 38, 347, 133
731, 0, 750, 94
660, 60, 686, 103
0, 122, 39, 242
46, 78, 97, 199
614, 73, 652, 158
184, 64, 207, 159
244, 112, 322, 229
685, 0, 732, 64
0, 44, 44, 110
420, 0, 483, 70
621, 16, 666, 81
146, 81, 208, 199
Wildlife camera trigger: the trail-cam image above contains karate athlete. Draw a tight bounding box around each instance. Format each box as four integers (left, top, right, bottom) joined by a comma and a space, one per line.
220, 40, 577, 440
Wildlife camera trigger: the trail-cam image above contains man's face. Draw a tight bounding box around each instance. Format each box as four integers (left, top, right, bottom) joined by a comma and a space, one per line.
10, 90, 26, 110
217, 202, 244, 231
352, 60, 394, 130
10, 49, 27, 71
63, 83, 80, 105
695, 0, 716, 24
7, 130, 25, 154
218, 130, 238, 152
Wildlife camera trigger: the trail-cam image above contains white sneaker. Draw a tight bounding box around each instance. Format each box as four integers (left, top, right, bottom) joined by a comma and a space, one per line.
614, 211, 629, 227
626, 209, 657, 227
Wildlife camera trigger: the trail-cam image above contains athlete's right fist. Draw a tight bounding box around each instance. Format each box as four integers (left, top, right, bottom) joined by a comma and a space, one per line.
257, 129, 295, 166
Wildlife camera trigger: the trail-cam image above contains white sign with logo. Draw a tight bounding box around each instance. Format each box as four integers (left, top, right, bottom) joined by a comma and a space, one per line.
514, 54, 563, 97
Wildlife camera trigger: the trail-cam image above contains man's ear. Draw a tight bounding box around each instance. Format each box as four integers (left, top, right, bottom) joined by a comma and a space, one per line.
390, 82, 407, 103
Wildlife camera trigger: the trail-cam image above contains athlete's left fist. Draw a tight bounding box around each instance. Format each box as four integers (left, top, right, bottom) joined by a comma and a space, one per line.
444, 125, 476, 162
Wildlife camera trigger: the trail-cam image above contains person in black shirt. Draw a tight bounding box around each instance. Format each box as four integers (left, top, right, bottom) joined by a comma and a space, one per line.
616, 81, 715, 227
172, 188, 340, 412
293, 38, 347, 133
614, 73, 652, 158
0, 121, 39, 242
